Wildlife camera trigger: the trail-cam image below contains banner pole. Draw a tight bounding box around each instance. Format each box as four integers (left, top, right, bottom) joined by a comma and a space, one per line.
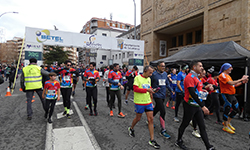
12, 36, 25, 93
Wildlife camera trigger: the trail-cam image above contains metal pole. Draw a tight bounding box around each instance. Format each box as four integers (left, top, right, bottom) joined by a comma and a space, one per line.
133, 0, 136, 39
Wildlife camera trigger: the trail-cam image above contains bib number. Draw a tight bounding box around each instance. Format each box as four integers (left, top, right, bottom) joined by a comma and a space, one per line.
199, 91, 208, 100
64, 76, 70, 81
142, 84, 150, 89
172, 80, 177, 84
47, 90, 56, 95
158, 79, 166, 86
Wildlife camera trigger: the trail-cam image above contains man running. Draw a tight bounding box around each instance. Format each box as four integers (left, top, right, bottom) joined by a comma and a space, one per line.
219, 63, 248, 134
124, 65, 138, 104
174, 65, 189, 122
56, 60, 78, 119
151, 61, 174, 139
108, 63, 125, 118
175, 61, 215, 150
128, 65, 160, 149
71, 63, 79, 97
103, 65, 113, 106
83, 62, 100, 116
167, 68, 177, 109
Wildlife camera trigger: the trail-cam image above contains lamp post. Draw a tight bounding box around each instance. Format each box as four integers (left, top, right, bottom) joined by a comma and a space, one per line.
0, 11, 18, 18
133, 0, 136, 39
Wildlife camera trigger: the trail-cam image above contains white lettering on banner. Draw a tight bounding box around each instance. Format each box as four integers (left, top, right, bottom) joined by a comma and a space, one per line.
159, 79, 166, 86
123, 44, 140, 51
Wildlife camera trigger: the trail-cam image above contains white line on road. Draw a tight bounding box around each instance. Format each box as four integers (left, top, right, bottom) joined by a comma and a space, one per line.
73, 101, 101, 150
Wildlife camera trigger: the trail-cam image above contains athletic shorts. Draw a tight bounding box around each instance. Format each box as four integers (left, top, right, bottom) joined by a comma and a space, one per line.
127, 83, 133, 91
134, 103, 153, 114
73, 79, 77, 84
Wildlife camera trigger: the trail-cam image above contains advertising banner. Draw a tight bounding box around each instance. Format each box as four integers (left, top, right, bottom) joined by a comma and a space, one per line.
25, 27, 144, 52
25, 42, 43, 52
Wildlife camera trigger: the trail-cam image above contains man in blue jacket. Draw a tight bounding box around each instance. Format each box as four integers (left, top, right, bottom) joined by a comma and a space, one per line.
151, 61, 174, 139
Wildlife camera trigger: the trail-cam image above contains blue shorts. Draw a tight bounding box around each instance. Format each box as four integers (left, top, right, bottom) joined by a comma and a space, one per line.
134, 103, 153, 114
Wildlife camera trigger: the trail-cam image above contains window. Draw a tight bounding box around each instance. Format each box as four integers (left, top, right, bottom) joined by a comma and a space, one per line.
172, 37, 177, 47
119, 53, 121, 59
178, 35, 183, 46
117, 23, 120, 28
102, 55, 106, 60
112, 23, 116, 27
127, 52, 129, 58
195, 30, 202, 43
186, 32, 193, 45
122, 53, 125, 58
102, 33, 107, 36
112, 55, 114, 60
107, 22, 110, 26
115, 54, 117, 59
122, 25, 125, 29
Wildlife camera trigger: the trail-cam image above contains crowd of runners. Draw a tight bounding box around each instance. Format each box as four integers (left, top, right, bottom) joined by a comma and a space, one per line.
1, 57, 249, 150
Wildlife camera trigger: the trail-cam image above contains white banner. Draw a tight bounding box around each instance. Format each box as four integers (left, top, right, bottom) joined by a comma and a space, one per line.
25, 27, 144, 52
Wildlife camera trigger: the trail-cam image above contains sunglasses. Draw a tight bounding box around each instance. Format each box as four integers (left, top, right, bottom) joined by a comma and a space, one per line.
67, 64, 71, 66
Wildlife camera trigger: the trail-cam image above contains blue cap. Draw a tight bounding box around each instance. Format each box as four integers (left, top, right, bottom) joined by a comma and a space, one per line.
219, 63, 232, 74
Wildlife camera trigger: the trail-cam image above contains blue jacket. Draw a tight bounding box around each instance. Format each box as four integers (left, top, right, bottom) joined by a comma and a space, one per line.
151, 71, 173, 99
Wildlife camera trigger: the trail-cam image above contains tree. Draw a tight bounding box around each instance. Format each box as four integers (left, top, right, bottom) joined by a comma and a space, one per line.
43, 46, 68, 65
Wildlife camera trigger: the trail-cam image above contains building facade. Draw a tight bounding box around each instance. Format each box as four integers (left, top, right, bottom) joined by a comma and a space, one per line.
141, 0, 250, 63
79, 17, 134, 68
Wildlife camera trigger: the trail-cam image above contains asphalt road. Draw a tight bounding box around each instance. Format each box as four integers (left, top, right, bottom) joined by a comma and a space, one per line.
0, 76, 250, 150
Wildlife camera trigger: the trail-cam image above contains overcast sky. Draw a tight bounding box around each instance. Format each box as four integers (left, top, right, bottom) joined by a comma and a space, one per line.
0, 0, 141, 41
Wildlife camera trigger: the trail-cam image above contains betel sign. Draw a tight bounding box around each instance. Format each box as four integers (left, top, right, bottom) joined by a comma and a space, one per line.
36, 29, 63, 43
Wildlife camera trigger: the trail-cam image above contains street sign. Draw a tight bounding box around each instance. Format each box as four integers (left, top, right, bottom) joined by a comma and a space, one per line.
86, 52, 97, 57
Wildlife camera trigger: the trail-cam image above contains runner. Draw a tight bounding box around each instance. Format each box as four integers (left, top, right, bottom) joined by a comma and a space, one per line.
219, 63, 248, 134
207, 71, 222, 124
56, 60, 78, 119
42, 72, 60, 123
124, 65, 138, 104
151, 61, 174, 139
167, 68, 177, 109
174, 65, 189, 122
108, 63, 125, 118
121, 67, 128, 95
128, 65, 160, 149
103, 65, 113, 106
83, 62, 100, 116
175, 61, 215, 150
71, 63, 79, 97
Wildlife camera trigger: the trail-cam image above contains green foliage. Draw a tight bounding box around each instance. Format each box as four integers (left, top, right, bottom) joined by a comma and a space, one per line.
43, 46, 69, 65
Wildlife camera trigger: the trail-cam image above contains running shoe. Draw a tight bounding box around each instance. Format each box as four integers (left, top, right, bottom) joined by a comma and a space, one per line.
222, 122, 235, 131
110, 110, 113, 117
175, 139, 188, 150
124, 100, 128, 105
62, 111, 67, 116
208, 145, 215, 150
27, 116, 32, 120
83, 87, 85, 90
189, 120, 193, 127
166, 101, 170, 107
171, 106, 175, 110
160, 130, 171, 139
67, 114, 71, 119
174, 117, 179, 123
148, 139, 160, 149
128, 127, 135, 137
85, 105, 89, 110
70, 95, 74, 99
222, 126, 235, 134
89, 112, 93, 116
94, 111, 98, 116
118, 112, 125, 118
192, 130, 201, 138
48, 118, 53, 124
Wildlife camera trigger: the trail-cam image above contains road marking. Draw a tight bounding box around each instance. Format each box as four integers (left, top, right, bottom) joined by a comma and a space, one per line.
56, 102, 63, 106
73, 101, 101, 150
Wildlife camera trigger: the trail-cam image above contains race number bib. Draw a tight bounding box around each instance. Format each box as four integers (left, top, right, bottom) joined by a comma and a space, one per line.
158, 79, 166, 86
114, 79, 119, 83
172, 80, 177, 84
47, 90, 56, 96
64, 76, 70, 81
142, 84, 150, 89
88, 77, 95, 79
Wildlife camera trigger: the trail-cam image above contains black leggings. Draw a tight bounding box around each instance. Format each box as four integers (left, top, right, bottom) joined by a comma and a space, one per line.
106, 87, 110, 105
45, 100, 56, 119
109, 90, 121, 113
208, 93, 221, 121
61, 88, 72, 109
86, 87, 98, 113
175, 92, 184, 117
153, 98, 166, 119
178, 102, 211, 149
221, 94, 239, 121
